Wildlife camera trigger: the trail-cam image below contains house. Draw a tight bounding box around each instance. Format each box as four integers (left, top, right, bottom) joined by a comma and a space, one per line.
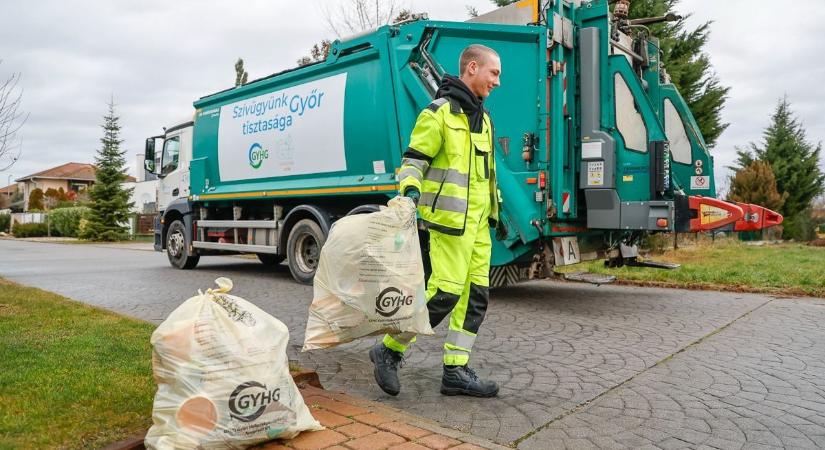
16, 162, 136, 211
124, 153, 159, 214
0, 183, 18, 210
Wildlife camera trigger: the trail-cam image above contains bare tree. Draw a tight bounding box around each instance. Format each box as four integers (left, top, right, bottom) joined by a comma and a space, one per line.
298, 0, 409, 66
0, 61, 28, 172
322, 0, 405, 37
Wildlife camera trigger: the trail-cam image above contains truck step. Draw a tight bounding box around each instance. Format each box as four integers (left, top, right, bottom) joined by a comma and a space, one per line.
558, 271, 616, 285
624, 259, 681, 269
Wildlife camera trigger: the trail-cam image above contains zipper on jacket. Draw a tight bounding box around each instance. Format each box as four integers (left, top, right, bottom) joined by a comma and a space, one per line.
431, 170, 448, 213
462, 140, 472, 233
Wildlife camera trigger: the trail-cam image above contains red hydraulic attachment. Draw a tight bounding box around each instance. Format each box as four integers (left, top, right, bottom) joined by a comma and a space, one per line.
687, 196, 744, 232
732, 203, 784, 231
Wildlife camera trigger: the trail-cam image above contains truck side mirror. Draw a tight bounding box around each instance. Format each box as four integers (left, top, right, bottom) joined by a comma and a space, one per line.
144, 138, 156, 173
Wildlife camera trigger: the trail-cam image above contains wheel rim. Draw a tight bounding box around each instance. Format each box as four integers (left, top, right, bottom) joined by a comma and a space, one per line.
294, 232, 319, 274
168, 229, 184, 259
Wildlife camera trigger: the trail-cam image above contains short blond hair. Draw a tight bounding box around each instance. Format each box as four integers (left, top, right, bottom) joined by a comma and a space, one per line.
459, 44, 499, 75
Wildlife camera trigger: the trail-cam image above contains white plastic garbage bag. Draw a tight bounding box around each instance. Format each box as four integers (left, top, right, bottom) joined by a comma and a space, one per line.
145, 278, 322, 450
302, 196, 433, 351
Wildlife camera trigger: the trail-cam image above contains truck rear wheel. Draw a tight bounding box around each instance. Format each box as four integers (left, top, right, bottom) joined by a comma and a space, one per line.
287, 218, 325, 285
167, 220, 200, 270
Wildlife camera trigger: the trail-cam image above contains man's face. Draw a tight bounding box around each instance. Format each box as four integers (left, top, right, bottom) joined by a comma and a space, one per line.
464, 54, 501, 99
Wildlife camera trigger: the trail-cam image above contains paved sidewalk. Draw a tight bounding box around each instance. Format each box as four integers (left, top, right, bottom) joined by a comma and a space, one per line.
255, 385, 508, 450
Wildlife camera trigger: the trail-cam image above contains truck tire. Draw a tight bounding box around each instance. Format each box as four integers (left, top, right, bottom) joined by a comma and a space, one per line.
166, 220, 200, 270
287, 218, 325, 285
257, 253, 285, 266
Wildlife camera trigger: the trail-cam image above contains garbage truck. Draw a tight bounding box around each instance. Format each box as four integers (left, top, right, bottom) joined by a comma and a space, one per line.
144, 0, 782, 285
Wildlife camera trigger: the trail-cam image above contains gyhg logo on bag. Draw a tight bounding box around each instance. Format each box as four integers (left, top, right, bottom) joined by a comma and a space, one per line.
375, 287, 414, 317
229, 381, 281, 422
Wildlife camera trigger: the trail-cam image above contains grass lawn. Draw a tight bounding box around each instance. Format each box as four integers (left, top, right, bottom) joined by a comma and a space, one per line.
0, 279, 156, 449
559, 239, 825, 297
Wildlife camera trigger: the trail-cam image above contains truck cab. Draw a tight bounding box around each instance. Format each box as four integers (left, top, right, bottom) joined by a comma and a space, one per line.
144, 119, 204, 272
146, 119, 194, 212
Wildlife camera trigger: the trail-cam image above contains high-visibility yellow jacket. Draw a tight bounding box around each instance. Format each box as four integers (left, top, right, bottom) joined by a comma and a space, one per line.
399, 98, 500, 236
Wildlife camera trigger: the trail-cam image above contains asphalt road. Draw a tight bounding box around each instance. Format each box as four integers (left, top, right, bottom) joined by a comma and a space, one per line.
2, 239, 824, 449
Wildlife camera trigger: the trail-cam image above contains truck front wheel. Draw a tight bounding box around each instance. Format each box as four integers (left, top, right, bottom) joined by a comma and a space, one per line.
166, 220, 200, 270
257, 253, 285, 266
287, 218, 325, 285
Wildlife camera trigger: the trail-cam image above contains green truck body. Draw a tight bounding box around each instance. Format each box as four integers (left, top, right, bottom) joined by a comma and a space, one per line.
147, 0, 751, 285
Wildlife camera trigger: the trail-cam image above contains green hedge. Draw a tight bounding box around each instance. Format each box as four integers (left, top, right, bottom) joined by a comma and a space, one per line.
0, 213, 10, 233
50, 207, 89, 237
12, 223, 50, 238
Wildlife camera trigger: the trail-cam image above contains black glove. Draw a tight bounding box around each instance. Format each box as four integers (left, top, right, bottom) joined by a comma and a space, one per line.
491, 218, 508, 241
404, 188, 421, 206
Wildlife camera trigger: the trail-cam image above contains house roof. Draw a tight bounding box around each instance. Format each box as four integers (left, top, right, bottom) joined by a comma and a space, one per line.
0, 184, 17, 194
16, 162, 136, 183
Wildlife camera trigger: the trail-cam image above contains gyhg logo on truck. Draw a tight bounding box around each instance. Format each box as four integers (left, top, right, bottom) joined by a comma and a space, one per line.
228, 381, 281, 422
248, 143, 269, 169
375, 287, 414, 317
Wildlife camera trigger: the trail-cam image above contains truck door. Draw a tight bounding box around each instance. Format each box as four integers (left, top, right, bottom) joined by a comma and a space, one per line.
392, 24, 546, 266
156, 130, 191, 210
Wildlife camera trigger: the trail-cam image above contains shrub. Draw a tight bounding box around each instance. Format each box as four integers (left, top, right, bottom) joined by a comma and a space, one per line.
12, 222, 49, 238
50, 206, 90, 237
643, 232, 672, 254
0, 213, 10, 233
54, 200, 90, 209
819, 223, 825, 234
44, 188, 68, 209
783, 210, 817, 241
28, 188, 45, 211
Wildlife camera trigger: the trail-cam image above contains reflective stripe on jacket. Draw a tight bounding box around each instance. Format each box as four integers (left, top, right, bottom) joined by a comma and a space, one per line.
398, 98, 500, 236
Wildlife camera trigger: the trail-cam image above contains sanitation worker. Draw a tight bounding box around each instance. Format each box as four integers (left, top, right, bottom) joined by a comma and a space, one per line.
369, 44, 502, 397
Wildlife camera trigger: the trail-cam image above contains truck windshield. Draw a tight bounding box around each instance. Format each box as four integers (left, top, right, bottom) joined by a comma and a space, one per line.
161, 137, 180, 175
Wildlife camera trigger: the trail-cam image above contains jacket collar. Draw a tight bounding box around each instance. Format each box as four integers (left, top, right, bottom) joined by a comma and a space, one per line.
446, 98, 489, 121
447, 98, 462, 115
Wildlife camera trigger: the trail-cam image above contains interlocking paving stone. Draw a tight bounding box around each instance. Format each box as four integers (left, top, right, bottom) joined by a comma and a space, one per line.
520, 299, 825, 449
3, 240, 824, 449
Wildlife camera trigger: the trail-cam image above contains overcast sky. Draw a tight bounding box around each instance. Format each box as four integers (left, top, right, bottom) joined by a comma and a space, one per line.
1, 0, 823, 193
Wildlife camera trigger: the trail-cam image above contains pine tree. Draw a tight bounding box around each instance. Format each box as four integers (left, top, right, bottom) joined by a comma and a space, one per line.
628, 1, 729, 148
728, 160, 787, 213
734, 97, 825, 240
80, 99, 134, 241
487, 0, 729, 147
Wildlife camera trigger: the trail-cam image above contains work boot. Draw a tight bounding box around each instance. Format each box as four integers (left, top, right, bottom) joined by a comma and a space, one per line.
440, 365, 499, 397
369, 343, 403, 396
